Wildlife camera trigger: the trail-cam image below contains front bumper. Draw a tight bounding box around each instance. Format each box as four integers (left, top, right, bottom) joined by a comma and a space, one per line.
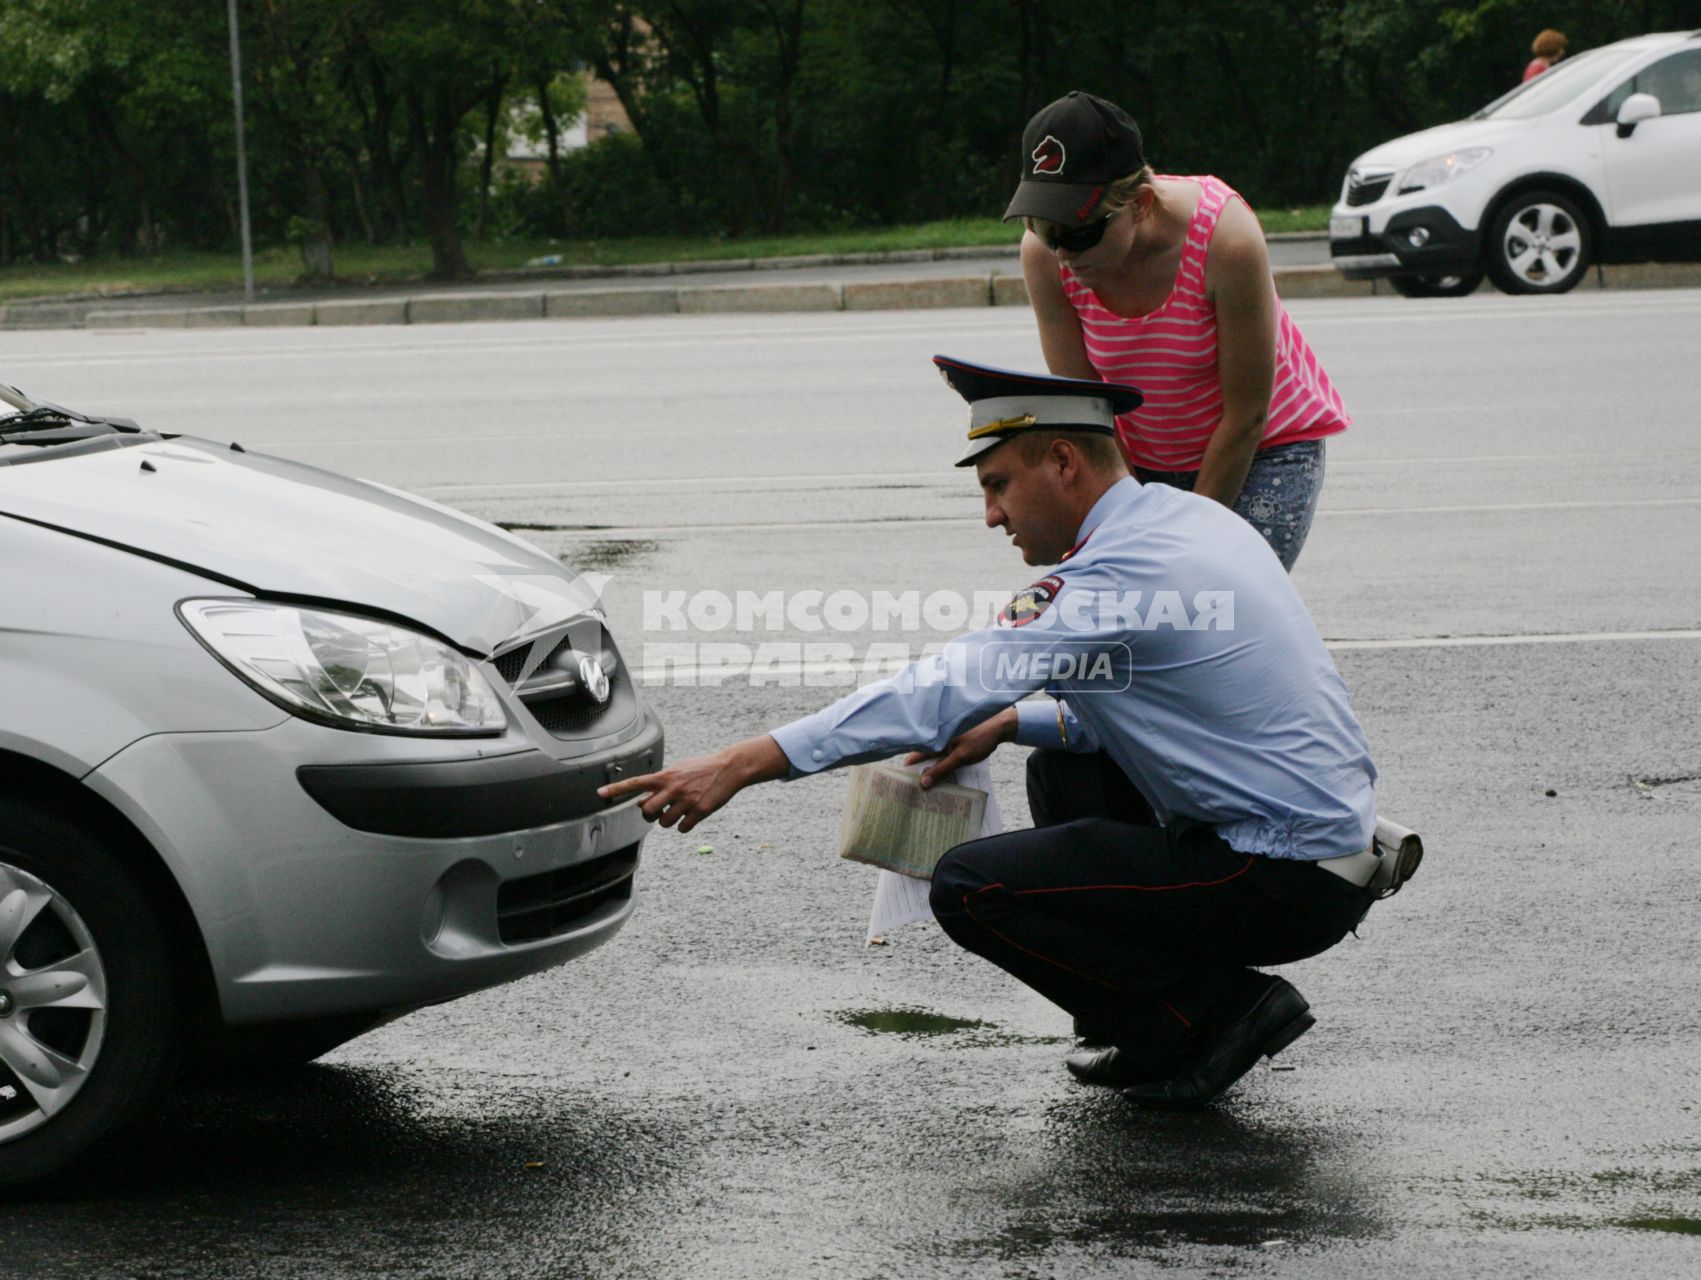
86, 708, 663, 1026
1330, 205, 1481, 279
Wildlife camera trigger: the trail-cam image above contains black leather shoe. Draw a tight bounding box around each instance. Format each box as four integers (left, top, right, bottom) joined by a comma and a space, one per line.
1120, 977, 1314, 1110
1064, 1045, 1176, 1087
1072, 1015, 1112, 1051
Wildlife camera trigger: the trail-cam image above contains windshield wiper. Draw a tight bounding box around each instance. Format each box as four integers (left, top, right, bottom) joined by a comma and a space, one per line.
0, 404, 143, 446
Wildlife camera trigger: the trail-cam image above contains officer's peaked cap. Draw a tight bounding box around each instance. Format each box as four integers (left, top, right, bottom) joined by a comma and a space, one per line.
933, 355, 1141, 466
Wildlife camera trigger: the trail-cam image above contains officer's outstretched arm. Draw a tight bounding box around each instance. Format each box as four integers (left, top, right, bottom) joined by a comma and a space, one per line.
598, 735, 790, 834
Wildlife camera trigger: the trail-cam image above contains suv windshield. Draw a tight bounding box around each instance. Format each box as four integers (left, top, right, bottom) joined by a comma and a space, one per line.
1472, 45, 1645, 120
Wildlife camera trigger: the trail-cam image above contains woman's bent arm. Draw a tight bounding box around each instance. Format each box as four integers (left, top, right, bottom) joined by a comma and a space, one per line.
1194, 199, 1277, 507
1022, 231, 1100, 381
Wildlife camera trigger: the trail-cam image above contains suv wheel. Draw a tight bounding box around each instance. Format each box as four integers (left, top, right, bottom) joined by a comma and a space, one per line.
0, 801, 180, 1190
1485, 191, 1592, 295
1389, 273, 1483, 298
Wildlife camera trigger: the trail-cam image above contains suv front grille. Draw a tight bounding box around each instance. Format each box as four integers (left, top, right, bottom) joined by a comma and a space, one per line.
497, 844, 638, 943
1345, 170, 1393, 207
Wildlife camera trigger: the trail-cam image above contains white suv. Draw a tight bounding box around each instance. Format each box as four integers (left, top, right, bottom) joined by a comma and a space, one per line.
1330, 29, 1701, 296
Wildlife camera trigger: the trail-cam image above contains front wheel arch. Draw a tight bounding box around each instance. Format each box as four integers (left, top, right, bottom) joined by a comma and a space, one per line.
1478, 179, 1605, 295
0, 798, 187, 1190
0, 754, 219, 1035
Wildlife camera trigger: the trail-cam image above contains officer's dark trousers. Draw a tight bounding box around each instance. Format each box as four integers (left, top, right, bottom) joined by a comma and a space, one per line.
929, 750, 1371, 1073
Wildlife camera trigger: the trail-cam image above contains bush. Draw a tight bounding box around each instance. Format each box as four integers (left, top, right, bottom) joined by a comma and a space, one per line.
558, 134, 680, 239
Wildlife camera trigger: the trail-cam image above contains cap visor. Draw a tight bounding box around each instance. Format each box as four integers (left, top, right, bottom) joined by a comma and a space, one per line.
1003, 180, 1106, 226
955, 433, 1012, 467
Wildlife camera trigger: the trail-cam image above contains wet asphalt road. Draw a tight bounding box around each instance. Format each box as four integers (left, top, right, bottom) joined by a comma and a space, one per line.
2, 292, 1700, 1277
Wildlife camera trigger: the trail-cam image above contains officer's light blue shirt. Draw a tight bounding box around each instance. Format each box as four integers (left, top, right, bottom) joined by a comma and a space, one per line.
769, 477, 1377, 859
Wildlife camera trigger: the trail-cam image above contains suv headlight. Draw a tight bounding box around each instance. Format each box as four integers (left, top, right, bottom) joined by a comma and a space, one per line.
179, 600, 507, 735
1397, 147, 1492, 194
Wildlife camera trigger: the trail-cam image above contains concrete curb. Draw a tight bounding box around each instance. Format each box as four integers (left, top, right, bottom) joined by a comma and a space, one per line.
843, 276, 991, 310
546, 288, 679, 318
314, 298, 409, 326
244, 303, 316, 327
8, 234, 1333, 319
1598, 261, 1701, 290
678, 282, 841, 313
409, 292, 544, 324
48, 258, 1701, 333
1273, 266, 1375, 299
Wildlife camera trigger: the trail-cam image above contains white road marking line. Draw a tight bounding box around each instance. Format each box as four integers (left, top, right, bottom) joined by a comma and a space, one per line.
412, 451, 1699, 494
453, 491, 1701, 537
9, 288, 1698, 369
1, 317, 1026, 368
420, 470, 952, 493
1327, 629, 1701, 650
1322, 496, 1701, 516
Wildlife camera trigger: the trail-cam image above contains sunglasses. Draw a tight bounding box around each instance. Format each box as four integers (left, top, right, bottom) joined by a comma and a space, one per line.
1028, 212, 1114, 253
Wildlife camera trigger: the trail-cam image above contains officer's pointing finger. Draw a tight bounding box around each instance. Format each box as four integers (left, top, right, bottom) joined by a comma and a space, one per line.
599, 772, 664, 801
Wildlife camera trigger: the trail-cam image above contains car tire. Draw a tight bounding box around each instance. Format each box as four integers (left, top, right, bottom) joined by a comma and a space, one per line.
1485, 191, 1593, 295
1388, 273, 1483, 298
0, 800, 181, 1191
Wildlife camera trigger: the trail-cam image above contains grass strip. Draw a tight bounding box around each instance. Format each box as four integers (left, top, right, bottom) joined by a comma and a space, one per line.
0, 207, 1331, 304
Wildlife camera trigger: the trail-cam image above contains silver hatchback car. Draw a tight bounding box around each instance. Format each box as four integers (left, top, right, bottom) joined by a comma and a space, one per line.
0, 379, 661, 1188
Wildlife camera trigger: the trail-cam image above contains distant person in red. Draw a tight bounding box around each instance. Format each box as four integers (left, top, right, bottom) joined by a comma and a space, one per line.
1524, 29, 1568, 82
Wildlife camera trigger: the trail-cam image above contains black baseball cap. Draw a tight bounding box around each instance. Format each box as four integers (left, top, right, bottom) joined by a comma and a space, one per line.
1003, 91, 1146, 226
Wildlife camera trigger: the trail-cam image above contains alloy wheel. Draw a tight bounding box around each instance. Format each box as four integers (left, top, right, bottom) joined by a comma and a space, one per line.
0, 861, 109, 1144
1500, 202, 1583, 288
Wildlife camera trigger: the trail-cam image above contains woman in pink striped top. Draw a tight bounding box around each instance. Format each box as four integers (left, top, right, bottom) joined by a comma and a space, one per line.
1006, 92, 1350, 569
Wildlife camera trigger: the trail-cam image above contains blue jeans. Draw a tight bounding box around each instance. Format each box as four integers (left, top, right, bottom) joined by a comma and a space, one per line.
1136, 439, 1326, 571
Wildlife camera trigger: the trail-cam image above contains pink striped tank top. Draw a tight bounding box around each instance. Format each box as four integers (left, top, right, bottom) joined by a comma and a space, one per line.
1060, 175, 1350, 471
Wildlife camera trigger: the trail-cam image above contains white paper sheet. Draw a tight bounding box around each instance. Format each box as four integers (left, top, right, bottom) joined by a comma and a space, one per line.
865, 759, 1003, 943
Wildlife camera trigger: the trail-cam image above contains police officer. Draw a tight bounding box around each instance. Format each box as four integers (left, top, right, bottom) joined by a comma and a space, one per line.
601, 356, 1384, 1109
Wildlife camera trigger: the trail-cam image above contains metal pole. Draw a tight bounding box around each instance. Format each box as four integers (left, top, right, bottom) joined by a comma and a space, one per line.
227, 0, 255, 304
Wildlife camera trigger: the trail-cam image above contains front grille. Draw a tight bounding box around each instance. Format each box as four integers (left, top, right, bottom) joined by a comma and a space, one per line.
493, 647, 531, 685
490, 622, 639, 742
497, 844, 639, 943
529, 684, 623, 735
1345, 172, 1392, 207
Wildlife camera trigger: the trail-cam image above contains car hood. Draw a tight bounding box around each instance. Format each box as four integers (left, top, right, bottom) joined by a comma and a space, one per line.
0, 435, 601, 655
1351, 117, 1535, 170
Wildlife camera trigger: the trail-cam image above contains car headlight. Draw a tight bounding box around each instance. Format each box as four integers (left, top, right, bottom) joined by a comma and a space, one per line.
1397, 147, 1492, 194
179, 600, 507, 735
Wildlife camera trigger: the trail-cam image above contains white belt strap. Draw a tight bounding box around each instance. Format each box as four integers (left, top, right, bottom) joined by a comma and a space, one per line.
1317, 845, 1380, 888
1317, 817, 1425, 896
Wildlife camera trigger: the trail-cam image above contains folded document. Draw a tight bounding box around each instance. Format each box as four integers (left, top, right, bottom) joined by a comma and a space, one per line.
838, 762, 989, 879
838, 760, 1003, 943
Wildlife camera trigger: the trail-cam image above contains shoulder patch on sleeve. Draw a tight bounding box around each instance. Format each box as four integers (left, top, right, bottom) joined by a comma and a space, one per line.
999, 574, 1065, 628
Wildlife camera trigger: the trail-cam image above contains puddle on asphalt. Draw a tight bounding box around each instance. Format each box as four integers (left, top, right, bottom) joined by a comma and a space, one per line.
558, 538, 663, 570
496, 521, 612, 532
839, 1007, 989, 1037
836, 1007, 1068, 1047
1622, 1217, 1701, 1235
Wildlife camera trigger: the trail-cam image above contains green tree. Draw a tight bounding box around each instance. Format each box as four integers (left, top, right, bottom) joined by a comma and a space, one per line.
352, 0, 533, 278
0, 0, 226, 260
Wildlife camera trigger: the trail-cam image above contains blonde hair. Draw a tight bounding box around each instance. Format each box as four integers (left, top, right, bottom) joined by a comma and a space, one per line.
1096, 165, 1158, 219
1532, 29, 1567, 59
1021, 164, 1159, 244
